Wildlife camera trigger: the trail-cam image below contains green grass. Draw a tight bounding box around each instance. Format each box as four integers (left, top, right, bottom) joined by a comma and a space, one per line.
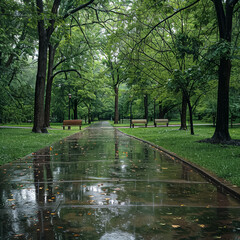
0, 126, 88, 165
119, 125, 240, 186
0, 122, 89, 129
111, 120, 213, 127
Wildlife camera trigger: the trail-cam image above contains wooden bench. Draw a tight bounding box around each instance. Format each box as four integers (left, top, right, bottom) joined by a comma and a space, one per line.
63, 120, 82, 130
154, 119, 169, 127
131, 119, 148, 128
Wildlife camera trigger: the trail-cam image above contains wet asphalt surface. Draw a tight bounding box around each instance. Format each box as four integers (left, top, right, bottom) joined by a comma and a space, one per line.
0, 121, 240, 240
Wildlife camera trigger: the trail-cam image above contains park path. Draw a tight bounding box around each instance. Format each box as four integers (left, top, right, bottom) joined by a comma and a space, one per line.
0, 121, 240, 240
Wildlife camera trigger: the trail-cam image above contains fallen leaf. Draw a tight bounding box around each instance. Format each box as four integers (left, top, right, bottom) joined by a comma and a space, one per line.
14, 234, 24, 237
172, 225, 180, 228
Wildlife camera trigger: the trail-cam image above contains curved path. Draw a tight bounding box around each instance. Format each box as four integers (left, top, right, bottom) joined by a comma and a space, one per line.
0, 121, 240, 239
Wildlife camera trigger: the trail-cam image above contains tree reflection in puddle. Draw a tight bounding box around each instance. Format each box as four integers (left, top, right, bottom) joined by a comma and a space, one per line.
100, 231, 136, 240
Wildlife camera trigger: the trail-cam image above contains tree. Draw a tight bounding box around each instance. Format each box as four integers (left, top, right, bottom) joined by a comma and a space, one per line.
32, 0, 94, 133
210, 0, 239, 142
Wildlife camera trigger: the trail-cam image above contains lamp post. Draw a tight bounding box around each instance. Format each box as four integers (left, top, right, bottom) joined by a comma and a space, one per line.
68, 93, 72, 120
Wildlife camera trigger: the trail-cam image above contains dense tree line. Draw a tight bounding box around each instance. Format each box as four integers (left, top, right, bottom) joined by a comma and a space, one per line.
0, 0, 239, 143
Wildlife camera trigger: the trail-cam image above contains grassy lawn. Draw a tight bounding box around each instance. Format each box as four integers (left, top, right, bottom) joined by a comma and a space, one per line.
111, 120, 213, 127
119, 125, 240, 187
0, 125, 88, 165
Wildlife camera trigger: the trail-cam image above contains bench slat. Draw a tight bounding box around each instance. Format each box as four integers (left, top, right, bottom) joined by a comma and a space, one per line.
132, 119, 147, 123
154, 119, 169, 127
63, 120, 82, 130
130, 119, 148, 128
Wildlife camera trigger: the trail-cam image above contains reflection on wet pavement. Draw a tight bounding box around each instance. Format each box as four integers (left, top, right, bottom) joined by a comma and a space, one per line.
0, 121, 240, 239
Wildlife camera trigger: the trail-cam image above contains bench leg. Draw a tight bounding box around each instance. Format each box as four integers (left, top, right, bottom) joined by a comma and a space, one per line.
63, 126, 65, 130
145, 124, 147, 128
79, 126, 81, 130
133, 124, 134, 128
167, 123, 169, 127
68, 126, 71, 130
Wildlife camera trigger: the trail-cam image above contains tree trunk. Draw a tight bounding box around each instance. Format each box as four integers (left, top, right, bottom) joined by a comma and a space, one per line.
179, 93, 187, 130
73, 98, 78, 119
88, 107, 91, 124
211, 0, 238, 142
159, 104, 165, 119
187, 98, 194, 135
44, 44, 56, 128
32, 0, 48, 133
212, 57, 231, 141
144, 95, 148, 120
114, 86, 119, 124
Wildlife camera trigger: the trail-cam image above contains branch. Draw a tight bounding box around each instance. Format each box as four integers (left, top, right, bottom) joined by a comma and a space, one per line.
88, 6, 128, 17
134, 0, 200, 48
63, 0, 94, 19
229, 0, 239, 6
47, 0, 61, 39
71, 15, 92, 52
52, 69, 82, 79
53, 51, 87, 71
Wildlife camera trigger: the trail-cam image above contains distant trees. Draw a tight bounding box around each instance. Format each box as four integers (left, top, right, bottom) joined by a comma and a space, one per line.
0, 0, 36, 123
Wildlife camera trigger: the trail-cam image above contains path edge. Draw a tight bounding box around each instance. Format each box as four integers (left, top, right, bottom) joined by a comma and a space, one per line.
117, 129, 240, 201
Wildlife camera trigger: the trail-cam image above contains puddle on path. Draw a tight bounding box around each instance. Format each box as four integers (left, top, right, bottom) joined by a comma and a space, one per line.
0, 121, 240, 239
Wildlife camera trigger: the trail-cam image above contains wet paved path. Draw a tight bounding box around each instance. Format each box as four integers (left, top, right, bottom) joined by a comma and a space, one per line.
0, 121, 240, 239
